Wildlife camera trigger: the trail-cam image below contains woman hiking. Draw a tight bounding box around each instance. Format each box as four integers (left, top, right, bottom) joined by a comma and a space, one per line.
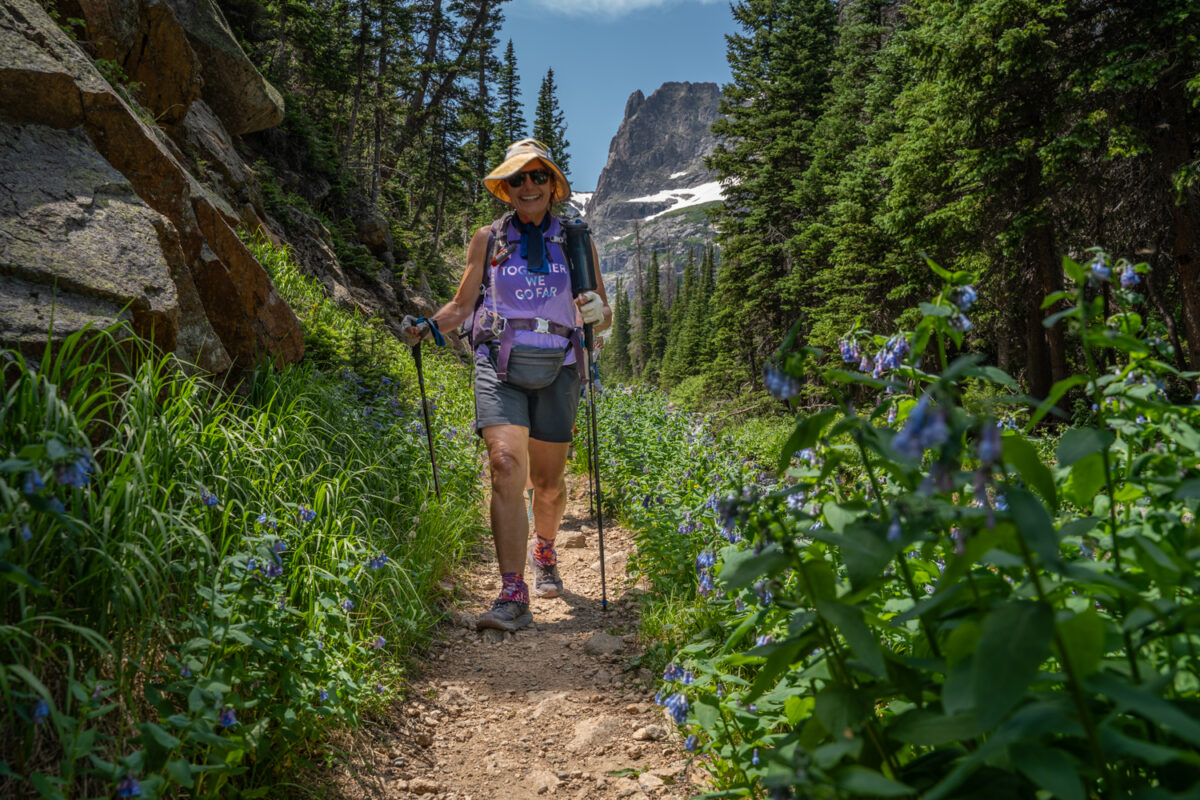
401, 139, 611, 632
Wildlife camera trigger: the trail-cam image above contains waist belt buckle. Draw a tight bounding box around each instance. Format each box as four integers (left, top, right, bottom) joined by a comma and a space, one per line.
534, 317, 550, 335
485, 312, 506, 337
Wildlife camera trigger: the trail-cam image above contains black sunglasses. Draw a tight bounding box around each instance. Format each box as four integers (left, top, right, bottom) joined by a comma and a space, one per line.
505, 169, 551, 188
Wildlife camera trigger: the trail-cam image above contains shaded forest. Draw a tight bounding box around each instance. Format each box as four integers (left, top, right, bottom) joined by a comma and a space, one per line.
606, 0, 1200, 413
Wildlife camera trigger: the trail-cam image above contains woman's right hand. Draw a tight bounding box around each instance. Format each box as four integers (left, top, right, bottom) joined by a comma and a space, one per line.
400, 315, 431, 346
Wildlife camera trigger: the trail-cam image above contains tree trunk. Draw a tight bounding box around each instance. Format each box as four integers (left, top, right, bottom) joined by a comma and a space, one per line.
343, 2, 371, 162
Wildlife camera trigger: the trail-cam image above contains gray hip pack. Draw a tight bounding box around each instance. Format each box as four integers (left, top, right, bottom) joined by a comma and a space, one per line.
490, 343, 566, 390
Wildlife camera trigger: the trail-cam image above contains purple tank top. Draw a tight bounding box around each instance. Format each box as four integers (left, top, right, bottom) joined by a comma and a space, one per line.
475, 216, 579, 364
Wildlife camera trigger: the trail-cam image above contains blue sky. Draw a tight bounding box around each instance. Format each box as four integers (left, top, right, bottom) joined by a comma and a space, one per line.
499, 0, 737, 191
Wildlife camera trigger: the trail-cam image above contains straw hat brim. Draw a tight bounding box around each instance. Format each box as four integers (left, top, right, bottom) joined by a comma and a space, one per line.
483, 154, 571, 205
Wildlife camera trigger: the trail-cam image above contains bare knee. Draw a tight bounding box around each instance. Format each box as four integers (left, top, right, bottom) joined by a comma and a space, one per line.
489, 450, 524, 492
531, 471, 565, 501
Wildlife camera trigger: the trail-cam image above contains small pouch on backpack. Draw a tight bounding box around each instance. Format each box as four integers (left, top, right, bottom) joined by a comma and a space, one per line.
501, 344, 565, 390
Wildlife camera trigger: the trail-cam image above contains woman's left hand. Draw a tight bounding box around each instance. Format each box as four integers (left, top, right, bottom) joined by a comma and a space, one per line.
576, 291, 605, 326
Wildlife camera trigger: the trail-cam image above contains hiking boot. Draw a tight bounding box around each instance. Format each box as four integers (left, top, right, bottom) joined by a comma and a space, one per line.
476, 598, 532, 632
529, 544, 564, 598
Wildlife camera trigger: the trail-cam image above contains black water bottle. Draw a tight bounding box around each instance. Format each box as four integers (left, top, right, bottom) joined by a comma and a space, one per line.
563, 218, 596, 296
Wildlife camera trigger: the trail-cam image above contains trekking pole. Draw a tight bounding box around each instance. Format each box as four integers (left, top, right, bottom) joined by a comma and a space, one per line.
582, 329, 607, 611
564, 217, 608, 611
585, 389, 595, 519
411, 343, 442, 501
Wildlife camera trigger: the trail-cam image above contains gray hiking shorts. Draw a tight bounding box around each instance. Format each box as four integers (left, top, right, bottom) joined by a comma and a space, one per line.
474, 351, 581, 443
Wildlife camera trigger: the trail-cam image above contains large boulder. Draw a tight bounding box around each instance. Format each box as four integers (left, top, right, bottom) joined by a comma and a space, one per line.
161, 0, 284, 135
0, 122, 184, 357
64, 0, 201, 124
0, 0, 302, 370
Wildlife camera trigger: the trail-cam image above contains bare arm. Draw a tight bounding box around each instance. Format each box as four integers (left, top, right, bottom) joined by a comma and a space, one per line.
429, 226, 490, 334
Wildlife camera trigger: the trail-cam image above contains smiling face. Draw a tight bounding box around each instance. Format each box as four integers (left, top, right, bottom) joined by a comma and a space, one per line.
508, 159, 554, 223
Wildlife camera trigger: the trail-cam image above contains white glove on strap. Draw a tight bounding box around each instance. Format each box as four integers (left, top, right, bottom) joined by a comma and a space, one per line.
577, 291, 604, 326
400, 314, 431, 346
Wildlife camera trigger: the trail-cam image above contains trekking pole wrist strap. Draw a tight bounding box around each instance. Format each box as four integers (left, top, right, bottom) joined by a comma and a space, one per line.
415, 317, 445, 347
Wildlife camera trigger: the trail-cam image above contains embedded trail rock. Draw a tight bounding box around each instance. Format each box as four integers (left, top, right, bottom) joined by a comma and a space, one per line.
328, 473, 708, 800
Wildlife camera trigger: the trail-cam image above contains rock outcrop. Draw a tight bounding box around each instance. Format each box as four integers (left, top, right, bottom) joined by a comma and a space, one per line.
584, 82, 724, 278
0, 0, 301, 371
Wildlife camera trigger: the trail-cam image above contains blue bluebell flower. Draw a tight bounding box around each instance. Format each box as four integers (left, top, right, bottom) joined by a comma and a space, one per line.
92, 684, 104, 700
892, 396, 930, 459
341, 599, 354, 612
375, 684, 385, 694
257, 513, 277, 529
685, 734, 697, 752
949, 313, 972, 333
371, 636, 386, 650
754, 581, 773, 606
751, 749, 760, 766
950, 285, 978, 312
995, 495, 1009, 511
56, 455, 93, 488
681, 670, 695, 685
978, 423, 1002, 465
247, 558, 257, 572
1120, 265, 1140, 288
218, 707, 237, 727
369, 552, 390, 569
31, 699, 48, 725
662, 663, 683, 682
23, 469, 45, 495
262, 562, 283, 579
46, 497, 65, 513
755, 635, 774, 647
716, 683, 725, 698
763, 366, 800, 400
200, 489, 218, 507
1091, 257, 1112, 281
858, 353, 874, 373
180, 664, 191, 678
19, 524, 32, 541
116, 775, 142, 797
887, 517, 901, 542
734, 598, 745, 613
319, 688, 329, 702
698, 572, 715, 596
297, 505, 317, 523
664, 693, 688, 724
272, 539, 286, 555
695, 551, 715, 571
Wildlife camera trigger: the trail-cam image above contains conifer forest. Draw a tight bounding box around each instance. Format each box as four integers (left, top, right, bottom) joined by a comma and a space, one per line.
5, 0, 1200, 798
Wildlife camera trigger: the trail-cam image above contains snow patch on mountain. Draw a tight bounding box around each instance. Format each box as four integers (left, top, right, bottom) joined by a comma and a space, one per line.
569, 191, 594, 217
626, 181, 725, 220
669, 170, 688, 179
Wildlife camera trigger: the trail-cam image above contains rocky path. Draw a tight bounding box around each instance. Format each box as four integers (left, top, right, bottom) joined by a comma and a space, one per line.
327, 473, 708, 800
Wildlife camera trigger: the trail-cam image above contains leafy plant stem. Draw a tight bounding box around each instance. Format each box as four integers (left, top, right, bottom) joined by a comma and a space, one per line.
1076, 285, 1141, 683
1011, 528, 1113, 797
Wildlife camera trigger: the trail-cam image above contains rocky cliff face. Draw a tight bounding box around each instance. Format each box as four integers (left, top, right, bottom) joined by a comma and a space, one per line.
584, 81, 723, 278
0, 0, 415, 374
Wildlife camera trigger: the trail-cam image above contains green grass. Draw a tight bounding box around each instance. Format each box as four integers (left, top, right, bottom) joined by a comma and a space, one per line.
1, 236, 484, 798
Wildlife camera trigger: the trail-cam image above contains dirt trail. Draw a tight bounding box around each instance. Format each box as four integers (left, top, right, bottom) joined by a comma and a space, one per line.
328, 473, 708, 800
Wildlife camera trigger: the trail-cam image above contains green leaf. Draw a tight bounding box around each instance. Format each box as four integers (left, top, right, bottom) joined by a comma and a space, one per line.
1010, 743, 1083, 800
1025, 375, 1088, 429
778, 408, 839, 475
821, 501, 863, 534
1006, 488, 1062, 567
747, 639, 807, 700
1055, 609, 1105, 678
919, 302, 951, 318
1088, 673, 1200, 748
1002, 436, 1057, 511
888, 709, 982, 746
835, 766, 914, 797
694, 696, 720, 730
718, 545, 789, 591
971, 601, 1053, 728
924, 256, 953, 281
138, 722, 181, 750
784, 696, 809, 727
962, 365, 1019, 389
1067, 454, 1106, 509
816, 600, 885, 678
814, 686, 872, 738
1057, 427, 1115, 467
165, 758, 195, 789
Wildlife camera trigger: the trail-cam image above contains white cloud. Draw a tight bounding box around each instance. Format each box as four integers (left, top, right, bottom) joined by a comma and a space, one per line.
526, 0, 720, 18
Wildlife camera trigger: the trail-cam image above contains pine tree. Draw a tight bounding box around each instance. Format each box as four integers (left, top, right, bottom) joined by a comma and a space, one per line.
489, 39, 525, 163
660, 247, 697, 387
706, 0, 837, 395
532, 67, 570, 178
606, 278, 632, 382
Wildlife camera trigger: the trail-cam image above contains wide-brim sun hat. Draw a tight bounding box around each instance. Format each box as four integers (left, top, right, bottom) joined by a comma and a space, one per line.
483, 138, 571, 205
